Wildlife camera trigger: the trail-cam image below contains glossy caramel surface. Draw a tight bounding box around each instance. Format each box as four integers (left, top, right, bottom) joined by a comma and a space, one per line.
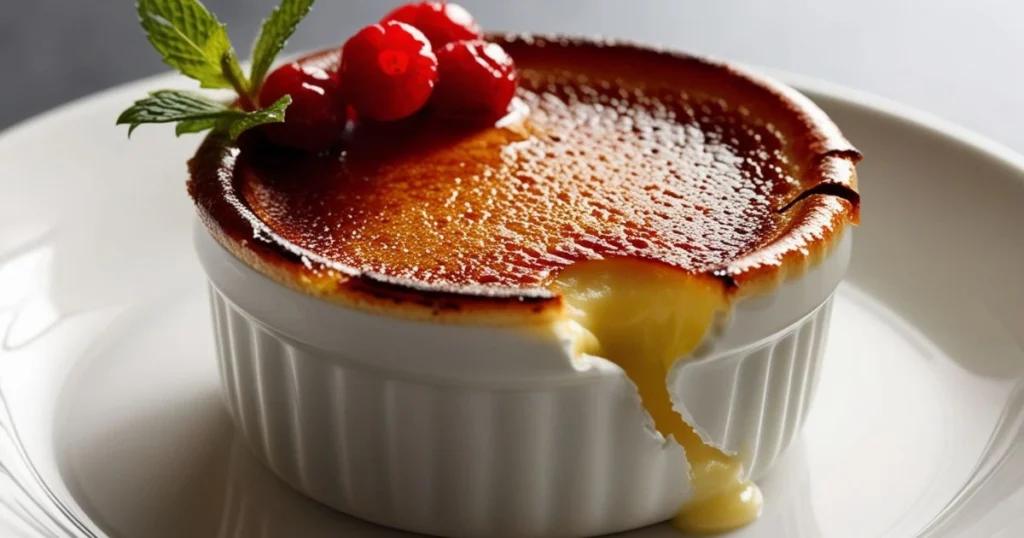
189, 35, 859, 314
242, 86, 791, 290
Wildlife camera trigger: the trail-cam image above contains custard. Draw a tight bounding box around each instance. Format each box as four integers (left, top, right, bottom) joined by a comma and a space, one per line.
554, 259, 760, 532
189, 35, 860, 533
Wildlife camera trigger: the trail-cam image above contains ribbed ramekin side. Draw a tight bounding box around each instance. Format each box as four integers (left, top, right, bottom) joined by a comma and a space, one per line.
672, 297, 835, 480
208, 286, 690, 538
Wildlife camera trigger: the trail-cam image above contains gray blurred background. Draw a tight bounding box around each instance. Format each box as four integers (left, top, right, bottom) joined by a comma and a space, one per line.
2, 0, 1022, 148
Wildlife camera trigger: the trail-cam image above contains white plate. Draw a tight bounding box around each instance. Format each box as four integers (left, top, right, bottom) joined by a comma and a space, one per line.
2, 69, 1024, 538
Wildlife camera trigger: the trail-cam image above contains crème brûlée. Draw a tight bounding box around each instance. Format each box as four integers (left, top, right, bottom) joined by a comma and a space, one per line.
189, 35, 860, 533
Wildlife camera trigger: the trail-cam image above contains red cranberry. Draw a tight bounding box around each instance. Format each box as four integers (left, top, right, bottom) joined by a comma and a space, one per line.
381, 2, 481, 48
258, 62, 347, 152
341, 22, 439, 121
431, 40, 517, 121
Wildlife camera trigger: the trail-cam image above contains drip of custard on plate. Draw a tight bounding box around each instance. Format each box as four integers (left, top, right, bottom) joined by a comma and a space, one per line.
190, 37, 860, 533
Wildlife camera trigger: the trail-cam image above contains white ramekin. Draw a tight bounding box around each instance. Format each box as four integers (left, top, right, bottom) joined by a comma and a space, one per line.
194, 221, 851, 538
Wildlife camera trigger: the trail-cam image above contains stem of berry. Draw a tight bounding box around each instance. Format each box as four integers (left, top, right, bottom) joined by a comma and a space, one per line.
221, 55, 257, 111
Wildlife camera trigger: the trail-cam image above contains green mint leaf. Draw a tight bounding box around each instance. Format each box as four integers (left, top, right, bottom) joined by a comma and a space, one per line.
175, 118, 219, 136
225, 95, 291, 139
116, 90, 231, 136
117, 90, 288, 140
249, 0, 316, 92
136, 0, 247, 91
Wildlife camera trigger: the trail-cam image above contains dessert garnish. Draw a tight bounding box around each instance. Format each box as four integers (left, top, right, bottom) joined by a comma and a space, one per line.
432, 39, 518, 120
381, 1, 482, 46
258, 62, 346, 152
118, 0, 517, 150
340, 21, 439, 121
117, 0, 316, 142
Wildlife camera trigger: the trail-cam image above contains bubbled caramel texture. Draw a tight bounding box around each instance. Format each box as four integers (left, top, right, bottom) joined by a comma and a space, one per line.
238, 70, 803, 290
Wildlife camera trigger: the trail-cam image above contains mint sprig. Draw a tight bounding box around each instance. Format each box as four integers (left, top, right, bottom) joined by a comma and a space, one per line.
116, 90, 292, 139
120, 0, 316, 140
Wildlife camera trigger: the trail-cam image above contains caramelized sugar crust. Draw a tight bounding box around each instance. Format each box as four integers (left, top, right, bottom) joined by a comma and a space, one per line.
189, 35, 860, 321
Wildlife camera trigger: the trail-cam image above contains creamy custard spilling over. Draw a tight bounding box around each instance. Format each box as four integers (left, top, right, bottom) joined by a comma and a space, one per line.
554, 259, 762, 533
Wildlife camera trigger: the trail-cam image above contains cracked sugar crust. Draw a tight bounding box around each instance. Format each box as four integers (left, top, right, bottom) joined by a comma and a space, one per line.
238, 67, 801, 289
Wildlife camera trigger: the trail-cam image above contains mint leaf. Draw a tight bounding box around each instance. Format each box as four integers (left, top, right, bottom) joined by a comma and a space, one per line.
250, 0, 316, 92
117, 90, 289, 140
137, 0, 247, 91
226, 95, 291, 139
117, 90, 230, 136
175, 118, 219, 136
